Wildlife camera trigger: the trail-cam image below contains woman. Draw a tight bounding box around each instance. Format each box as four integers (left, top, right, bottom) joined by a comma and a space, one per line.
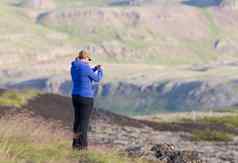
70, 50, 103, 150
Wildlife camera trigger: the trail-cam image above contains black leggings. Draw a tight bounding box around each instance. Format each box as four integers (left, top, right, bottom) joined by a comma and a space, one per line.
72, 95, 93, 148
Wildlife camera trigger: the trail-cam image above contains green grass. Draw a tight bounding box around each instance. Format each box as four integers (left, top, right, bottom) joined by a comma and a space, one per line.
0, 137, 147, 163
0, 89, 40, 108
0, 112, 149, 163
200, 115, 238, 128
181, 112, 238, 128
0, 138, 139, 163
217, 106, 238, 113
192, 129, 234, 142
179, 113, 238, 142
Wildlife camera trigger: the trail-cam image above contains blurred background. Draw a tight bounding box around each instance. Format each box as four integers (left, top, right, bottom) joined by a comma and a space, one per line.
1, 0, 238, 116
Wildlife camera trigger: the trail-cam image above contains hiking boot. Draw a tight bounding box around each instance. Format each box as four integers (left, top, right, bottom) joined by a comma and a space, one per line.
72, 139, 89, 151
72, 133, 81, 150
72, 138, 78, 149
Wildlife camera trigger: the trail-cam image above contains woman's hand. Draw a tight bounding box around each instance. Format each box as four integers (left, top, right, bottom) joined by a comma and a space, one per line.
95, 65, 102, 70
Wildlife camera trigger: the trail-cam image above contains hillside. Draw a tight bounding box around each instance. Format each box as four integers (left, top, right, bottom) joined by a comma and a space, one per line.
6, 0, 238, 65
39, 4, 238, 65
0, 0, 238, 114
2, 0, 238, 65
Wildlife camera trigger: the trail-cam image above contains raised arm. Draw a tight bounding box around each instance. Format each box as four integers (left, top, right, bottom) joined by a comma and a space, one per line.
87, 66, 103, 82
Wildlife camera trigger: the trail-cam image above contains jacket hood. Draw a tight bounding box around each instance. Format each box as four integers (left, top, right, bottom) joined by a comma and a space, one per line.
71, 58, 81, 67
72, 58, 90, 67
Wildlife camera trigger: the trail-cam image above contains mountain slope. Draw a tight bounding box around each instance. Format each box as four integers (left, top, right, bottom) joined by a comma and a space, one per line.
38, 4, 238, 65
1, 0, 238, 67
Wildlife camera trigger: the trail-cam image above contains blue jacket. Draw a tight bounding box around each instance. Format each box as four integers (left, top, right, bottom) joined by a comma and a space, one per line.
70, 58, 103, 97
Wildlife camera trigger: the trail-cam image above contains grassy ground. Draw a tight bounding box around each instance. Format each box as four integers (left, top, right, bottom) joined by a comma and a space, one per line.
138, 110, 238, 141
0, 112, 149, 163
0, 89, 40, 108
191, 129, 234, 142
137, 111, 238, 123
195, 114, 238, 128
183, 113, 238, 141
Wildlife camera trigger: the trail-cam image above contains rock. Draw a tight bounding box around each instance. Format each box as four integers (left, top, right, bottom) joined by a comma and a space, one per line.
125, 145, 144, 157
149, 144, 203, 163
150, 144, 175, 160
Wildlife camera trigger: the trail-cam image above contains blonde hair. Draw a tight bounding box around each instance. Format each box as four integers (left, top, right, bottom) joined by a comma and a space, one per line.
78, 50, 92, 61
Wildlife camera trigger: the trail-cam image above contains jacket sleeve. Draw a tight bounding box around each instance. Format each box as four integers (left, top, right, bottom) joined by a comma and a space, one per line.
92, 66, 97, 72
87, 66, 103, 82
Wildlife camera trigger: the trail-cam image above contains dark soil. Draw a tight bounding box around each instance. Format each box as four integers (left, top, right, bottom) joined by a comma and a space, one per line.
0, 89, 238, 135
